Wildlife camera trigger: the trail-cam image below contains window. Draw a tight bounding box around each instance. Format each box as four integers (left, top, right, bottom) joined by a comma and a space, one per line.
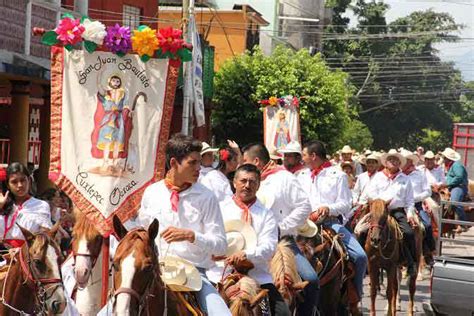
123, 5, 141, 30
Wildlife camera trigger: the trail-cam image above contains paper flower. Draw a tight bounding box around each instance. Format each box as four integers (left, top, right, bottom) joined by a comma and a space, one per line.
292, 96, 299, 107
157, 27, 184, 54
55, 17, 85, 45
219, 149, 230, 161
104, 24, 132, 54
132, 26, 159, 57
81, 19, 107, 45
268, 96, 279, 107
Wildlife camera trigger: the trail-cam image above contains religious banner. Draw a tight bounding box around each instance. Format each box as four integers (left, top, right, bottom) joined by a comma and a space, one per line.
261, 96, 301, 155
41, 16, 191, 235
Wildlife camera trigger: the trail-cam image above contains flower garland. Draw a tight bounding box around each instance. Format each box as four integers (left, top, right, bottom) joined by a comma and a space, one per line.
41, 14, 192, 63
259, 95, 301, 109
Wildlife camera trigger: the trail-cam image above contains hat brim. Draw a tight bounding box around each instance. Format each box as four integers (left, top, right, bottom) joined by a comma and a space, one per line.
297, 220, 319, 238
161, 256, 202, 292
224, 220, 258, 252
381, 153, 407, 167
442, 150, 461, 162
201, 148, 218, 155
278, 148, 301, 155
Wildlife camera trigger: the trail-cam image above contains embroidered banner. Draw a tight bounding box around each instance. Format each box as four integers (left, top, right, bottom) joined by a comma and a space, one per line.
49, 47, 178, 235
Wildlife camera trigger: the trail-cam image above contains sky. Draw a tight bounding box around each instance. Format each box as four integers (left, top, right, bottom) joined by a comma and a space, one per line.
348, 0, 474, 80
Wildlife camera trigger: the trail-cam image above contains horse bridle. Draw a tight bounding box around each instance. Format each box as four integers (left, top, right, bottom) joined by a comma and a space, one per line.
368, 220, 398, 260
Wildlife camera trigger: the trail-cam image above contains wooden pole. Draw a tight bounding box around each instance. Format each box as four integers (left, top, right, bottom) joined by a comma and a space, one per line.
101, 236, 110, 307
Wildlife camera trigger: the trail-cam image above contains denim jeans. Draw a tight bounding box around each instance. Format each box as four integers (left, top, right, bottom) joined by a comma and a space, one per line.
416, 202, 435, 252
196, 268, 232, 316
286, 237, 320, 316
324, 219, 368, 300
450, 186, 468, 221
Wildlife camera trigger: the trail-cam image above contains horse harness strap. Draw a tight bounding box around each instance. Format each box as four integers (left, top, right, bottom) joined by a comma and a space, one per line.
319, 257, 343, 287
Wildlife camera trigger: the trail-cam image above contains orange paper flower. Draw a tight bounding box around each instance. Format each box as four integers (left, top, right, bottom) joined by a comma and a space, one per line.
131, 27, 159, 57
268, 96, 279, 107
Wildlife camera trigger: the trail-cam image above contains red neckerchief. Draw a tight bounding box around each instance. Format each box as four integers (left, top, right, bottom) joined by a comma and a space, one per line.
311, 161, 332, 181
164, 175, 191, 213
367, 170, 377, 178
444, 160, 454, 170
383, 168, 400, 181
232, 195, 256, 224
403, 164, 416, 175
260, 161, 286, 181
286, 163, 305, 174
3, 197, 30, 244
426, 164, 439, 171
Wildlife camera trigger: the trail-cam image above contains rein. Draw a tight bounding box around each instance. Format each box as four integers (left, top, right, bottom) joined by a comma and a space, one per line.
368, 216, 401, 261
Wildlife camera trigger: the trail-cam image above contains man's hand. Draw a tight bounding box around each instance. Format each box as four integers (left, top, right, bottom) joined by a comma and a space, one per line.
160, 227, 195, 243
225, 251, 247, 266
212, 255, 227, 262
407, 216, 418, 228
309, 206, 330, 222
431, 184, 439, 193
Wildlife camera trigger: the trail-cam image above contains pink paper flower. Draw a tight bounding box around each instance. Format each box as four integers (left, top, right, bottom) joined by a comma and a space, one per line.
157, 27, 184, 54
55, 17, 85, 45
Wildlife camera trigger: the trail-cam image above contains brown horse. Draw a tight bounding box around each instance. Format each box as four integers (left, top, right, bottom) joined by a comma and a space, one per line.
70, 209, 105, 315
269, 240, 308, 313
365, 199, 402, 316
111, 216, 201, 315
0, 225, 66, 315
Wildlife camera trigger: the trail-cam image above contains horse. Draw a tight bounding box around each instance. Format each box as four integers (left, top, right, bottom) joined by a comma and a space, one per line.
364, 199, 402, 316
0, 225, 66, 315
111, 215, 201, 315
269, 240, 308, 313
70, 209, 105, 315
296, 225, 359, 316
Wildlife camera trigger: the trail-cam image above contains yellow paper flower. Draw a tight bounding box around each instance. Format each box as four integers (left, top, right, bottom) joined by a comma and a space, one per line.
131, 27, 159, 57
269, 96, 278, 106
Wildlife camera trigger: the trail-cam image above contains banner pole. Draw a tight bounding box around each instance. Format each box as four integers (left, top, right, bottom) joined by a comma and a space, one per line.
101, 236, 110, 307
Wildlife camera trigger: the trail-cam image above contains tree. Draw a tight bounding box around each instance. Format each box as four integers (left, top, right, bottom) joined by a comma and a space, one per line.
212, 46, 366, 151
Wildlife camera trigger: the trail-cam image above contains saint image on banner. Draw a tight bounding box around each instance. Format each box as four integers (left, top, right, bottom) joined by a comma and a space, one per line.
274, 110, 291, 150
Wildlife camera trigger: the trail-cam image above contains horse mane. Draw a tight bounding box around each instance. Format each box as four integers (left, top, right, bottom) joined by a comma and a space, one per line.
370, 199, 387, 219
228, 276, 259, 316
72, 208, 102, 241
270, 240, 301, 287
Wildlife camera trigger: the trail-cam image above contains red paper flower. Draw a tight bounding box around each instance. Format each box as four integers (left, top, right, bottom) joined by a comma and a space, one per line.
157, 27, 184, 54
219, 149, 230, 161
292, 96, 299, 107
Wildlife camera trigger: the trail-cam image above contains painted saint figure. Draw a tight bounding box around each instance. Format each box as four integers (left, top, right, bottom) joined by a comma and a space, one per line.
274, 110, 291, 150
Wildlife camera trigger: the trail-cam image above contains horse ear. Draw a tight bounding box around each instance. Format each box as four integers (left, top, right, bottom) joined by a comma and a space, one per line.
148, 219, 159, 242
250, 289, 269, 308
293, 281, 309, 291
17, 224, 35, 247
112, 215, 128, 240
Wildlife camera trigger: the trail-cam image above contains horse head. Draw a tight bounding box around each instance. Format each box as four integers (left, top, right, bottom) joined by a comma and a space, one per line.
368, 199, 390, 248
112, 215, 160, 315
71, 209, 104, 288
19, 224, 67, 314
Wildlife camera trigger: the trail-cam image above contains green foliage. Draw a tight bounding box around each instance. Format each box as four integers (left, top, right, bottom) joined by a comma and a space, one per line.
212, 46, 356, 151
411, 128, 451, 152
336, 119, 374, 151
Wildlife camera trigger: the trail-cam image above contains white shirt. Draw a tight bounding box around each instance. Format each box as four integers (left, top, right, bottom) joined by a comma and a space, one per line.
363, 171, 416, 217
207, 198, 277, 285
137, 181, 227, 269
405, 169, 431, 203
198, 166, 214, 182
418, 165, 446, 187
352, 171, 378, 205
307, 166, 352, 219
295, 167, 312, 194
0, 197, 52, 241
257, 170, 311, 237
200, 170, 233, 203
340, 160, 364, 176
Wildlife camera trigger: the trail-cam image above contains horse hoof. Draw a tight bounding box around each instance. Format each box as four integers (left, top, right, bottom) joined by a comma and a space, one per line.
417, 273, 424, 281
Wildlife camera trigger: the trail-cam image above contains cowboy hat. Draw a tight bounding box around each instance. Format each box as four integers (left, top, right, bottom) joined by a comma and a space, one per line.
224, 220, 258, 257
381, 149, 407, 167
441, 147, 461, 162
341, 145, 353, 154
201, 142, 218, 155
361, 153, 380, 165
340, 161, 354, 170
363, 149, 372, 156
161, 256, 202, 292
278, 141, 302, 155
297, 220, 319, 238
400, 149, 420, 166
269, 149, 282, 161
424, 150, 436, 160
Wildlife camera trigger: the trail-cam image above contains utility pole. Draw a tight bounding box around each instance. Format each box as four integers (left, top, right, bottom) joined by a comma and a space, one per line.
181, 0, 195, 135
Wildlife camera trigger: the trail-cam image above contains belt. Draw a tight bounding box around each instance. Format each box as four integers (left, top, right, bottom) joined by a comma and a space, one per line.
415, 202, 423, 209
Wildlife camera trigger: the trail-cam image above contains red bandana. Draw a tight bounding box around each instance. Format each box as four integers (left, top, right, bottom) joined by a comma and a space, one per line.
286, 163, 306, 174
232, 195, 256, 224
3, 197, 30, 248
367, 170, 377, 178
403, 164, 416, 175
164, 175, 191, 212
260, 161, 286, 181
311, 161, 332, 181
383, 169, 400, 181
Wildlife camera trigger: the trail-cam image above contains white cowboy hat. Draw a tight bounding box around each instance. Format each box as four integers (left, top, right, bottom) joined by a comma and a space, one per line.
201, 142, 218, 155
224, 220, 258, 257
340, 161, 354, 170
424, 150, 436, 160
400, 149, 420, 166
341, 145, 353, 154
441, 148, 461, 162
278, 141, 302, 155
297, 220, 319, 238
160, 256, 202, 292
361, 153, 380, 165
363, 149, 372, 156
381, 149, 407, 167
269, 149, 282, 161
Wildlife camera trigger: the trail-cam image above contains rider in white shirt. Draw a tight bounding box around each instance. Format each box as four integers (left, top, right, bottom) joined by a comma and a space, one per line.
199, 142, 218, 180
279, 141, 311, 192
418, 150, 446, 189
352, 153, 380, 206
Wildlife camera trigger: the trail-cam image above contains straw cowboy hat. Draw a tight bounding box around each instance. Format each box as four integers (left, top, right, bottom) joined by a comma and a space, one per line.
201, 142, 218, 155
224, 219, 258, 257
278, 141, 302, 155
424, 150, 436, 160
340, 161, 354, 170
161, 256, 202, 292
297, 219, 319, 238
441, 147, 461, 162
381, 149, 407, 167
269, 149, 283, 161
400, 149, 420, 166
360, 153, 380, 165
341, 145, 354, 154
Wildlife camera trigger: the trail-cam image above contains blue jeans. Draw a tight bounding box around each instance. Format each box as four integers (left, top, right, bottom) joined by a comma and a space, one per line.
197, 268, 231, 316
324, 219, 367, 300
415, 202, 435, 252
450, 186, 467, 221
287, 237, 320, 316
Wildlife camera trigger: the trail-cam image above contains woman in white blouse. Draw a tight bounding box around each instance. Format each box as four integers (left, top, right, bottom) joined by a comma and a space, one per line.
0, 162, 52, 248
201, 145, 239, 202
